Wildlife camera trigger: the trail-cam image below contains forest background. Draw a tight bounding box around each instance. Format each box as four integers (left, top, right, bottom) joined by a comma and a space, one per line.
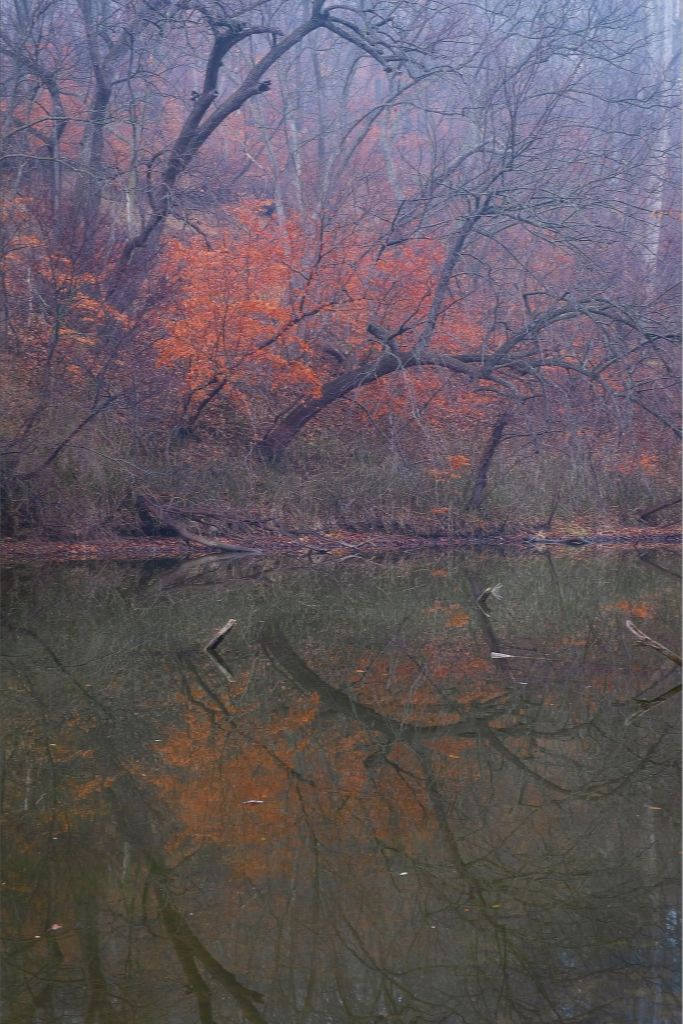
1, 0, 680, 546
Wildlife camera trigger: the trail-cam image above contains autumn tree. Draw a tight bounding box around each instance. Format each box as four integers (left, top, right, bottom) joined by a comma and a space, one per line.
0, 0, 679, 535
251, 0, 681, 462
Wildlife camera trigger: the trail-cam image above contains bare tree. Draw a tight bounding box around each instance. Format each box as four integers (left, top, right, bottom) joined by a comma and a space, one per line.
247, 0, 680, 461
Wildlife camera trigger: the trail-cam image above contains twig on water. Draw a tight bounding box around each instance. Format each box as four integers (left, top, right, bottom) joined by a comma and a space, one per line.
625, 619, 681, 666
477, 584, 503, 617
205, 618, 236, 653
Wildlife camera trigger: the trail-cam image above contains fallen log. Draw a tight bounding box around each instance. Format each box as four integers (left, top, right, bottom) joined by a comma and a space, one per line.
525, 535, 589, 546
134, 494, 262, 553
166, 518, 263, 554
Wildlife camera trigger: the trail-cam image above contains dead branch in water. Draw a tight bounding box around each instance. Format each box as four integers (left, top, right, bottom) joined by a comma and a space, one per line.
625, 681, 682, 725
625, 620, 681, 666
205, 619, 236, 652
206, 648, 235, 683
477, 584, 503, 617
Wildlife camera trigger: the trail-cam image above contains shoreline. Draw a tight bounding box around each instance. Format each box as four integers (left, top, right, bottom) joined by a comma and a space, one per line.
1, 526, 680, 566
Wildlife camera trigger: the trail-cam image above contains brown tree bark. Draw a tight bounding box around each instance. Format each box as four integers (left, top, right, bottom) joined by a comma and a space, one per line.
464, 413, 510, 512
255, 351, 410, 462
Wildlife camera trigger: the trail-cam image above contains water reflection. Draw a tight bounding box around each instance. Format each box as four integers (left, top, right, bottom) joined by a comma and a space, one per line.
2, 550, 680, 1023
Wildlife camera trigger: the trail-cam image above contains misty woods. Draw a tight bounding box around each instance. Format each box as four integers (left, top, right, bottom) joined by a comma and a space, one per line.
1, 0, 680, 540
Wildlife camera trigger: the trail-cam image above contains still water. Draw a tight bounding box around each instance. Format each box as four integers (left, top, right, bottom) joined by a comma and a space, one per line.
1, 548, 680, 1023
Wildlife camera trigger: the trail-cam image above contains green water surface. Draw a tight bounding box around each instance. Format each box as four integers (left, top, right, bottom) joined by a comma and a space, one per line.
1, 548, 680, 1023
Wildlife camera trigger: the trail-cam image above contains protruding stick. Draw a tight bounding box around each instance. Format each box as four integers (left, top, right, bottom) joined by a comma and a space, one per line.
206, 648, 235, 682
625, 620, 681, 666
205, 618, 236, 652
477, 584, 503, 616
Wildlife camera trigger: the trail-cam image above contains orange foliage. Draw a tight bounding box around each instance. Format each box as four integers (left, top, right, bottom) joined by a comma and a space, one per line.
446, 606, 470, 628
156, 206, 299, 386
605, 599, 654, 620
0, 197, 132, 397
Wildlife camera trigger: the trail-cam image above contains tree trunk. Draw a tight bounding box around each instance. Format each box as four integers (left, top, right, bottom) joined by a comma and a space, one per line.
255, 352, 410, 463
254, 347, 482, 463
638, 495, 681, 522
464, 413, 509, 512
